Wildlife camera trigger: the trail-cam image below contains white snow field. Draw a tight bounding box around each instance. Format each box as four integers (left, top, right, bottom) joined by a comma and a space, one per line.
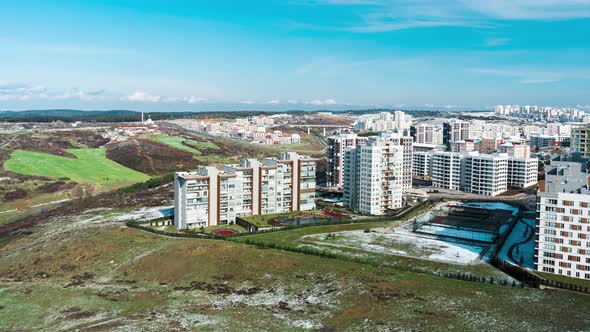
301, 225, 485, 265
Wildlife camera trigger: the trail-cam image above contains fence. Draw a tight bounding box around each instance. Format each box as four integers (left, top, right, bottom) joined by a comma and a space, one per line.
492, 256, 590, 294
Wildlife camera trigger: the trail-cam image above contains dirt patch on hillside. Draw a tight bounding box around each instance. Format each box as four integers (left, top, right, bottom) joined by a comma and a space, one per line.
37, 181, 76, 193
3, 188, 27, 201
106, 139, 201, 175
0, 181, 173, 237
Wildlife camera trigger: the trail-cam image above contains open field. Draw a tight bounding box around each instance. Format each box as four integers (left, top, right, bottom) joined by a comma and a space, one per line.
1, 210, 590, 331
233, 221, 513, 281
4, 148, 150, 185
141, 134, 208, 154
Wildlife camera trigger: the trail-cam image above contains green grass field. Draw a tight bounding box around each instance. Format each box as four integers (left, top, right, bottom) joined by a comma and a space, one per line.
4, 148, 150, 185
142, 134, 219, 154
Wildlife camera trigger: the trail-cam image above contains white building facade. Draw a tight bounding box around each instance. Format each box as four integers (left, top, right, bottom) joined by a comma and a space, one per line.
536, 161, 590, 280
343, 136, 404, 215
174, 152, 317, 230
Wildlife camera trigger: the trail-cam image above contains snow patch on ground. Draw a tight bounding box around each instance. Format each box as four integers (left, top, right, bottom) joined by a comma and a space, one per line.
303, 226, 485, 264
107, 206, 173, 222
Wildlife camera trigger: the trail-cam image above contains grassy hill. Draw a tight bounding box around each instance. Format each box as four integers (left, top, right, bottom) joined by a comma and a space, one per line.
0, 209, 589, 331
4, 148, 150, 186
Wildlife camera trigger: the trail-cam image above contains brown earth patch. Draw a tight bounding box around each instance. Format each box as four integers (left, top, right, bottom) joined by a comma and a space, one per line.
106, 139, 200, 175
37, 181, 76, 194
3, 188, 27, 201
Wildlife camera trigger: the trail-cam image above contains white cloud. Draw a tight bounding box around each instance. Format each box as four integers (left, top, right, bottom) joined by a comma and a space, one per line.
267, 99, 281, 104
485, 37, 510, 47
295, 0, 590, 33
124, 91, 161, 102
520, 78, 559, 84
240, 100, 255, 105
464, 67, 573, 84
162, 96, 208, 103
287, 99, 299, 104
462, 0, 590, 20
309, 99, 338, 105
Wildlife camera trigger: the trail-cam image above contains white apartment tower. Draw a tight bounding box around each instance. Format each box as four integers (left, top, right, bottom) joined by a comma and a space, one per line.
174, 152, 317, 230
536, 161, 590, 280
343, 136, 404, 215
412, 151, 433, 179
414, 124, 443, 145
326, 133, 367, 188
327, 132, 411, 190
431, 152, 463, 190
461, 153, 508, 196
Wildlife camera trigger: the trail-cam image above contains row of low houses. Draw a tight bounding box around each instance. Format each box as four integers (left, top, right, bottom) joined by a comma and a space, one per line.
174, 152, 316, 230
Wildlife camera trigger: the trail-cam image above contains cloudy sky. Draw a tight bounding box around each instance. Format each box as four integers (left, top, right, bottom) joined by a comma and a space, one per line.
1, 0, 590, 111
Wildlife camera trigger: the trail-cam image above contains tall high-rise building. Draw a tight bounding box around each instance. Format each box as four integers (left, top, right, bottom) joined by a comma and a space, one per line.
414, 124, 444, 145
326, 133, 367, 189
443, 120, 471, 148
343, 136, 404, 215
572, 124, 590, 159
326, 131, 412, 189
536, 161, 590, 280
174, 152, 317, 230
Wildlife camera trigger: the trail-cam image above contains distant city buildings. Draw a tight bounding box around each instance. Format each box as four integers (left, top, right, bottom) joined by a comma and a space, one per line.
353, 111, 412, 134
495, 105, 585, 122
536, 161, 590, 280
174, 152, 316, 230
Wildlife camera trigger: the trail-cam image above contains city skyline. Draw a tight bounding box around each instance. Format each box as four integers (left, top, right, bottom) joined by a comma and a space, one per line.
1, 0, 590, 111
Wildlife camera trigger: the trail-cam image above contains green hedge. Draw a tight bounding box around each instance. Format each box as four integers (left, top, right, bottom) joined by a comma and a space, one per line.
118, 173, 174, 194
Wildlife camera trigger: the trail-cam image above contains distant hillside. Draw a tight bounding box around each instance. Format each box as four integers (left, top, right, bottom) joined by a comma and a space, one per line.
0, 109, 306, 123
0, 108, 489, 123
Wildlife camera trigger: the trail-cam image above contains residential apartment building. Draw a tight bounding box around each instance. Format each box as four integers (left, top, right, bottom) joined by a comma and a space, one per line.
572, 124, 590, 159
431, 152, 463, 191
450, 139, 476, 153
412, 151, 432, 179
498, 141, 531, 158
443, 120, 471, 148
507, 157, 538, 188
326, 133, 367, 188
430, 151, 537, 195
327, 132, 412, 190
461, 153, 508, 196
536, 161, 590, 280
174, 152, 317, 230
413, 124, 444, 145
343, 136, 404, 215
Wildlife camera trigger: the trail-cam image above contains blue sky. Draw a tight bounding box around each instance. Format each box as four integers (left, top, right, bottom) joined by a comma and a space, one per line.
1, 0, 589, 111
